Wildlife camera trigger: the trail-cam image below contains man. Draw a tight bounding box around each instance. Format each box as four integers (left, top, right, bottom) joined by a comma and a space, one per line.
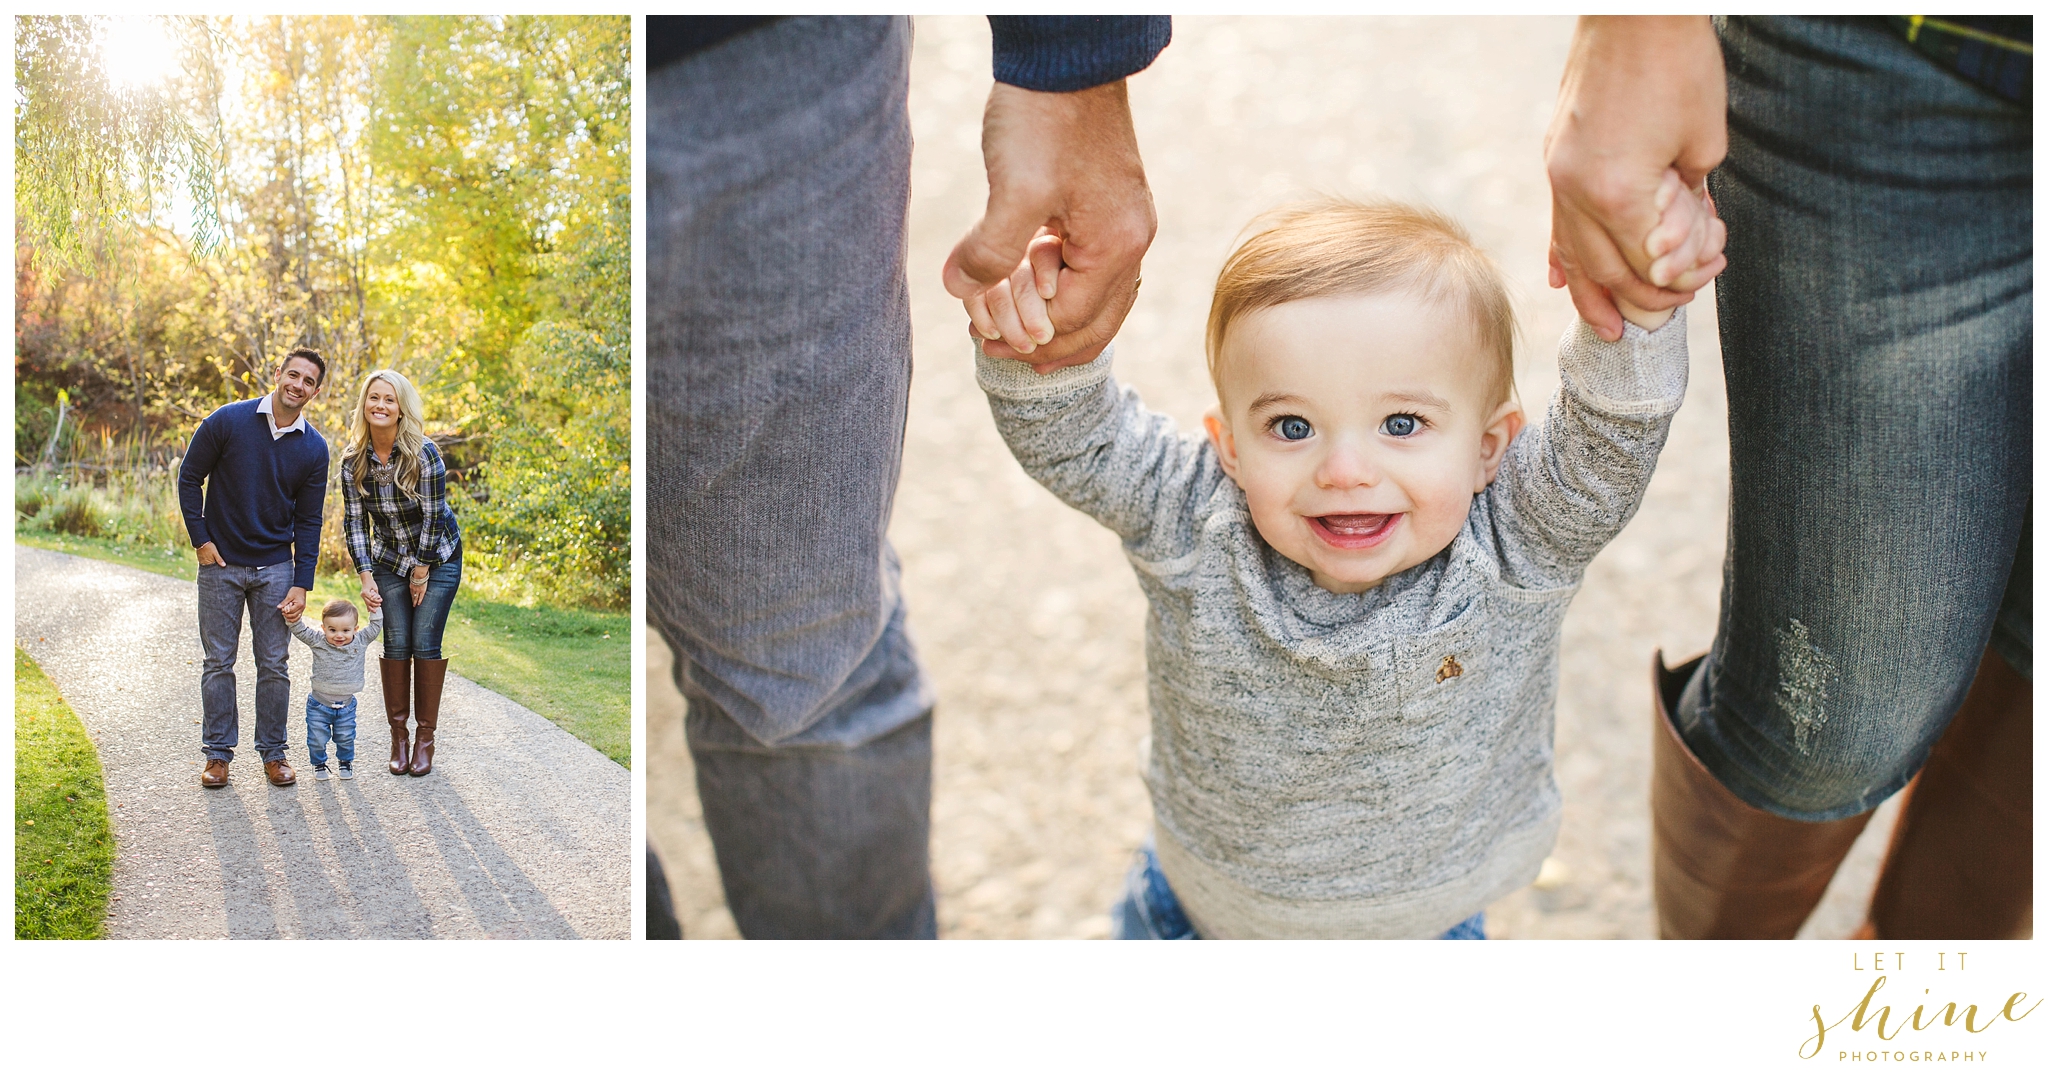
1544, 16, 2030, 938
648, 15, 1166, 937
179, 347, 331, 789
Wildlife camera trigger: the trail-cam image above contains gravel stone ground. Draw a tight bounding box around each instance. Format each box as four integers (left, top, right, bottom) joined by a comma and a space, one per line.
646, 15, 1900, 940
15, 544, 630, 939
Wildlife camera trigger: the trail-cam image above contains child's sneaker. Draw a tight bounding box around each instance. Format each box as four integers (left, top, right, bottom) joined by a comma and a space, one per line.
314, 763, 332, 781
337, 761, 353, 780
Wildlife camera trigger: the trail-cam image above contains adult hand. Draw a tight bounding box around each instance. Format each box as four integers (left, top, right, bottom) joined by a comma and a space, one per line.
409, 575, 428, 608
359, 573, 382, 613
277, 587, 307, 622
195, 542, 224, 567
1544, 16, 1727, 342
944, 80, 1156, 373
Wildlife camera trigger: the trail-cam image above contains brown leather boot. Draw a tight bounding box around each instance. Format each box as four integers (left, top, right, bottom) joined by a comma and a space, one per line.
1859, 649, 2032, 939
409, 659, 448, 776
381, 658, 413, 775
1651, 651, 1875, 938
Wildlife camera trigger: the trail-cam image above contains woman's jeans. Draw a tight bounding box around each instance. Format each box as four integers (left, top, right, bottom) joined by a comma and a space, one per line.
1679, 18, 2032, 820
1111, 840, 1487, 940
648, 17, 937, 938
376, 554, 462, 660
305, 696, 358, 766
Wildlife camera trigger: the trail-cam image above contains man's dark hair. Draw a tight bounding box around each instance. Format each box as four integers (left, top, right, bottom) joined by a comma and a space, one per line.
282, 347, 327, 385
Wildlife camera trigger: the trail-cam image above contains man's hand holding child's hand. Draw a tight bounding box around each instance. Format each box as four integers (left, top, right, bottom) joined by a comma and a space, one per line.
1612, 169, 1723, 332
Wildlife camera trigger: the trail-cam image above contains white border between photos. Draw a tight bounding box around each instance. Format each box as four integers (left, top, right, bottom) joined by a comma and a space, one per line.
4, 5, 2044, 1076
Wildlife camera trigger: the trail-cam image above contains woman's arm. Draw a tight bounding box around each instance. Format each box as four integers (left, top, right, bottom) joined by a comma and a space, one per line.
412, 441, 451, 576
342, 459, 382, 606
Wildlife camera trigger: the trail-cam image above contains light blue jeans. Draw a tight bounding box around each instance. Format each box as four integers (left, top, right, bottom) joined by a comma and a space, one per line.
1677, 18, 2032, 821
648, 17, 937, 938
305, 695, 357, 766
1110, 840, 1487, 940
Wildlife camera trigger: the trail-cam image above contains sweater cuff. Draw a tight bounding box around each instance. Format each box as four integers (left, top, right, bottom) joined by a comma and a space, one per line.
1556, 307, 1689, 416
988, 16, 1171, 92
975, 340, 1115, 400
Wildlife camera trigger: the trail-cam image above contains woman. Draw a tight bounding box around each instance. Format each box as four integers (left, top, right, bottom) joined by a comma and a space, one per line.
342, 369, 462, 777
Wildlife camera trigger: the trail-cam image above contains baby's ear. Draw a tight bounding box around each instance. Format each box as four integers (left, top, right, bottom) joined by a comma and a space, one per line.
1474, 400, 1525, 491
1204, 409, 1239, 480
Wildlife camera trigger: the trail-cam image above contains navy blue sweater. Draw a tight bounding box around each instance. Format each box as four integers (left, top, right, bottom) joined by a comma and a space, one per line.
649, 15, 1171, 91
177, 397, 329, 590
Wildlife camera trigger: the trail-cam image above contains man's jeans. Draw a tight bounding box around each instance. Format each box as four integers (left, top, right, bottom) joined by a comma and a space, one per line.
649, 17, 937, 937
1110, 840, 1487, 940
305, 695, 358, 766
374, 552, 462, 660
1680, 17, 2032, 820
198, 561, 294, 764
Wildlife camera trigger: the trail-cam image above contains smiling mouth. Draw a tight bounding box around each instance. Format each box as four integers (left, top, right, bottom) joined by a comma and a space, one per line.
1309, 512, 1401, 549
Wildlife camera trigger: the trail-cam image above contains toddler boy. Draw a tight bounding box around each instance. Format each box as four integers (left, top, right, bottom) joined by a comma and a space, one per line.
289, 597, 382, 780
972, 187, 1715, 937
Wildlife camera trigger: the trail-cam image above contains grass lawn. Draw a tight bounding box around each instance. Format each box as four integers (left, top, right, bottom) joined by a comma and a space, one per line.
15, 530, 629, 767
15, 647, 115, 939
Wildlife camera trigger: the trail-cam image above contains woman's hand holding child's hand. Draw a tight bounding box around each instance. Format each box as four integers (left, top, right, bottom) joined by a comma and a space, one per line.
1613, 169, 1724, 331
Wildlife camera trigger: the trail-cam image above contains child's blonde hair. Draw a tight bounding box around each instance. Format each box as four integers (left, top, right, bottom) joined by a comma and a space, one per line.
322, 598, 358, 625
1206, 200, 1518, 404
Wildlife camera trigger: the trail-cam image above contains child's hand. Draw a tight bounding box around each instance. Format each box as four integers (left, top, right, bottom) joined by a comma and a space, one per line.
965, 232, 1066, 372
363, 590, 381, 614
1644, 168, 1726, 293
1615, 169, 1727, 330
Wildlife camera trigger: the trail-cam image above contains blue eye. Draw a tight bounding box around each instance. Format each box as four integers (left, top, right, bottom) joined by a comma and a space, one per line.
1381, 414, 1420, 437
1275, 416, 1312, 441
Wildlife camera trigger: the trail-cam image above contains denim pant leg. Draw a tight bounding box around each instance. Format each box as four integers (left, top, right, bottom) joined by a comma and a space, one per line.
1681, 17, 2032, 820
249, 563, 294, 762
198, 564, 247, 763
648, 17, 937, 938
376, 555, 462, 660
333, 698, 357, 763
305, 696, 334, 766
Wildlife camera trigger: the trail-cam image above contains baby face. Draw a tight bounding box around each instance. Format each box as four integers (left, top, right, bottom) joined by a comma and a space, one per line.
322, 615, 359, 648
1206, 291, 1524, 594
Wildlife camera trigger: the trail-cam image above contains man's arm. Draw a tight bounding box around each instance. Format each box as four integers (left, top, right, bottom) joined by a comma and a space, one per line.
943, 16, 1169, 372
1544, 16, 1727, 342
290, 449, 328, 593
177, 412, 224, 555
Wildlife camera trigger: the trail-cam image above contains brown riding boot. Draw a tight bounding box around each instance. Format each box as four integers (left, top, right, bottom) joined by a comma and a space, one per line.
1651, 651, 1875, 938
1859, 649, 2032, 939
382, 657, 413, 775
409, 659, 448, 776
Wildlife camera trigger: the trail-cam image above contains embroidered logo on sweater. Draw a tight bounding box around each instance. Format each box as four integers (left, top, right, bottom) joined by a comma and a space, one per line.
1436, 655, 1463, 684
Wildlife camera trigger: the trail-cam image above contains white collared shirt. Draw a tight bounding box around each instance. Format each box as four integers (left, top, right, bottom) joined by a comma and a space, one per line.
255, 392, 308, 441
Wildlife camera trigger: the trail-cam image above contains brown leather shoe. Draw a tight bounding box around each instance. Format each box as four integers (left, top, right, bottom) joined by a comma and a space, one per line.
409, 659, 448, 776
1650, 651, 1874, 938
264, 759, 297, 787
1859, 648, 2032, 939
382, 657, 413, 775
200, 759, 229, 788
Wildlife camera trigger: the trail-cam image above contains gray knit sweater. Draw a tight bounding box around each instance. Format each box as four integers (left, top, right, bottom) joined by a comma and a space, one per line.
977, 311, 1689, 938
288, 609, 383, 706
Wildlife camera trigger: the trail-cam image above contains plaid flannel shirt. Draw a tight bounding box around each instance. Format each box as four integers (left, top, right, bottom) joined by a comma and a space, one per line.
343, 438, 461, 577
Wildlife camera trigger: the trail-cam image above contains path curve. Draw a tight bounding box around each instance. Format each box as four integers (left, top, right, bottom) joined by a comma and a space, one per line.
15, 545, 629, 939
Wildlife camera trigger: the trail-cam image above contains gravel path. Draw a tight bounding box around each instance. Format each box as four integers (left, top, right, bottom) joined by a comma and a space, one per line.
15, 544, 630, 940
647, 15, 1900, 939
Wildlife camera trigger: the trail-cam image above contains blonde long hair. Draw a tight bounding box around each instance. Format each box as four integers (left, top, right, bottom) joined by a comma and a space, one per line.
345, 369, 429, 500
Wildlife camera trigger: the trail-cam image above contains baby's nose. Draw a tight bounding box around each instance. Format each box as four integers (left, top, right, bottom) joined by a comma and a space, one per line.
1315, 437, 1382, 488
